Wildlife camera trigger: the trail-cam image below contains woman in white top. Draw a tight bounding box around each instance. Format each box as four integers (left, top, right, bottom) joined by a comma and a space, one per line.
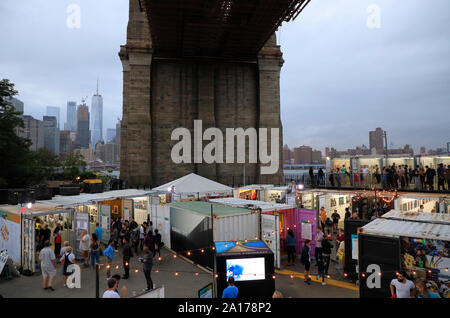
60, 247, 76, 287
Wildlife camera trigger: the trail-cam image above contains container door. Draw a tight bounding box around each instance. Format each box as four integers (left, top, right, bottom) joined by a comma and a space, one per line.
359, 234, 401, 298
99, 204, 111, 244
344, 219, 370, 278
22, 217, 35, 272
261, 214, 280, 269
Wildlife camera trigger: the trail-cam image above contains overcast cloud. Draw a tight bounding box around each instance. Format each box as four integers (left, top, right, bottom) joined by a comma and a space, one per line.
1, 0, 449, 153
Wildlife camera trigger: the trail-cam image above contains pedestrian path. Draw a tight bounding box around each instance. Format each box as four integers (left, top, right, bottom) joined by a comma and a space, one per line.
275, 269, 358, 291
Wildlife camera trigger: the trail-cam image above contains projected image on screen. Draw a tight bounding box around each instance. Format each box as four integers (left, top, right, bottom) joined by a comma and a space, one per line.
226, 258, 265, 281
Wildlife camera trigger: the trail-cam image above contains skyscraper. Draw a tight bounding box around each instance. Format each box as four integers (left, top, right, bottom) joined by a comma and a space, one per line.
66, 101, 77, 131
46, 106, 60, 129
369, 128, 384, 154
43, 116, 60, 155
16, 115, 44, 151
76, 100, 90, 149
106, 129, 116, 143
7, 97, 24, 114
90, 82, 103, 147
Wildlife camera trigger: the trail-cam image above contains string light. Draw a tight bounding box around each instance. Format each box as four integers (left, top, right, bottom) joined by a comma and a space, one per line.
187, 251, 191, 256
195, 272, 199, 276
290, 274, 294, 279
158, 257, 162, 261
272, 275, 276, 279
201, 249, 204, 253
174, 272, 179, 276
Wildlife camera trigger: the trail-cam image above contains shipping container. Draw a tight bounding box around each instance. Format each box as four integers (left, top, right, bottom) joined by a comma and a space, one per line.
169, 201, 260, 270
358, 211, 450, 298
344, 218, 370, 279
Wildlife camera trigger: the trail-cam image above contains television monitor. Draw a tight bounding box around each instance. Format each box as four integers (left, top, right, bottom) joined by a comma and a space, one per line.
226, 257, 265, 281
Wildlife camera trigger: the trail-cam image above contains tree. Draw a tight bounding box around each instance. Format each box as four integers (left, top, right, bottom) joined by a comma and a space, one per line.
29, 148, 61, 183
0, 79, 35, 188
62, 152, 87, 180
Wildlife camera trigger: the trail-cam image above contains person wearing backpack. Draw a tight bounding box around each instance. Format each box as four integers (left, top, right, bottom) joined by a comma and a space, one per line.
104, 239, 115, 279
61, 247, 76, 287
301, 240, 312, 285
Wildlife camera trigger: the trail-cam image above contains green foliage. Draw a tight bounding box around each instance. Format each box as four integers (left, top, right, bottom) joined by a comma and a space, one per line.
0, 79, 35, 188
61, 152, 87, 180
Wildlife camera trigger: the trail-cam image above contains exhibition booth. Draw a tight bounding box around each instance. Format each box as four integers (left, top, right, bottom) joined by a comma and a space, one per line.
168, 201, 260, 270
395, 193, 450, 214
234, 184, 274, 201
358, 210, 450, 298
214, 240, 275, 298
0, 203, 75, 272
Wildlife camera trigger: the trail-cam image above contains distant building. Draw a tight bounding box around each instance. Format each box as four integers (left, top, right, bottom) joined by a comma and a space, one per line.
106, 129, 116, 143
283, 145, 292, 164
46, 106, 60, 129
75, 148, 94, 162
76, 100, 90, 149
59, 130, 72, 160
7, 97, 24, 114
369, 127, 384, 154
91, 85, 103, 148
420, 147, 426, 154
114, 118, 121, 145
293, 146, 312, 164
65, 101, 77, 131
17, 115, 44, 151
43, 116, 60, 155
312, 150, 322, 162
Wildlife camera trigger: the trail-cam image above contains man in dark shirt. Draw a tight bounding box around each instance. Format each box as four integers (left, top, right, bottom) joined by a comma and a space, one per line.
122, 237, 133, 279
154, 229, 162, 257
143, 230, 156, 255
39, 225, 51, 248
425, 166, 436, 191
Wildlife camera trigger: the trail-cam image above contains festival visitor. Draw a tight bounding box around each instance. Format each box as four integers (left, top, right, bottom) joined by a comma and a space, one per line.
143, 229, 156, 255
94, 223, 103, 245
140, 246, 154, 291
39, 240, 57, 291
331, 210, 340, 233
286, 229, 296, 266
129, 217, 138, 231
112, 225, 119, 252
425, 165, 436, 191
222, 276, 239, 298
437, 163, 446, 191
415, 280, 441, 298
61, 247, 76, 287
104, 239, 115, 278
79, 230, 90, 268
103, 278, 127, 298
301, 240, 311, 285
322, 233, 333, 279
130, 225, 140, 254
390, 271, 416, 298
335, 168, 341, 188
446, 165, 450, 190
344, 207, 351, 219
315, 226, 324, 263
154, 229, 163, 257
139, 222, 147, 251
53, 226, 62, 258
316, 252, 326, 286
39, 224, 51, 251
122, 237, 133, 279
319, 207, 327, 230
90, 233, 100, 268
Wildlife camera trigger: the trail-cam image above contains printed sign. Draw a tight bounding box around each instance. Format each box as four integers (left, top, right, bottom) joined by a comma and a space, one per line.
352, 234, 358, 260
301, 221, 312, 240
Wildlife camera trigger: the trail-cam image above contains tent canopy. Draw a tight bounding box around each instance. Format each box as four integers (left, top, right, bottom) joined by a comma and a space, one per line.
153, 173, 232, 195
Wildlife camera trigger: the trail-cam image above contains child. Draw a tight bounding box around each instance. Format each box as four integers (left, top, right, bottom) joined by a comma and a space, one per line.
316, 253, 326, 286
301, 240, 312, 285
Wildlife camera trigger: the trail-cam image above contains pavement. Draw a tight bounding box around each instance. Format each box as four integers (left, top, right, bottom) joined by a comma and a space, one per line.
0, 246, 358, 298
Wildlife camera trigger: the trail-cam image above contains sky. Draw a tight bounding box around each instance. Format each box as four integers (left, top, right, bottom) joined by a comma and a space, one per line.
1, 0, 449, 154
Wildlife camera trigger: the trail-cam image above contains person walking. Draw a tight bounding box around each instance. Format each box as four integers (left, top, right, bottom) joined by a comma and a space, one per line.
53, 227, 62, 258
437, 163, 446, 191
222, 276, 239, 298
139, 222, 147, 251
154, 229, 163, 258
390, 271, 416, 298
122, 237, 133, 279
286, 229, 296, 266
315, 226, 324, 264
104, 239, 115, 278
90, 233, 100, 268
130, 226, 140, 254
331, 210, 340, 233
139, 246, 154, 291
61, 247, 76, 287
318, 168, 324, 185
301, 240, 312, 285
39, 240, 57, 291
112, 225, 119, 252
316, 252, 326, 286
94, 223, 103, 246
322, 233, 333, 279
79, 230, 90, 268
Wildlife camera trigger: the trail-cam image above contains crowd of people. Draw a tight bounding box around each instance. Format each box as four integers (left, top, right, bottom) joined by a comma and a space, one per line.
311, 163, 450, 191
34, 216, 164, 297
390, 271, 448, 298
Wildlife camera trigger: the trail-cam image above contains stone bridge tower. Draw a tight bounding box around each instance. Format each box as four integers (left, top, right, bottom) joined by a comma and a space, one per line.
120, 0, 292, 188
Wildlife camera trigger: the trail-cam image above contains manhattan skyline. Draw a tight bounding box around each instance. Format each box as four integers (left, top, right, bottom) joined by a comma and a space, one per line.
1, 0, 449, 153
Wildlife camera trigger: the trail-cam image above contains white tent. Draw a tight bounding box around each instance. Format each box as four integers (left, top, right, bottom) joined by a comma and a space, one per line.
152, 173, 232, 197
